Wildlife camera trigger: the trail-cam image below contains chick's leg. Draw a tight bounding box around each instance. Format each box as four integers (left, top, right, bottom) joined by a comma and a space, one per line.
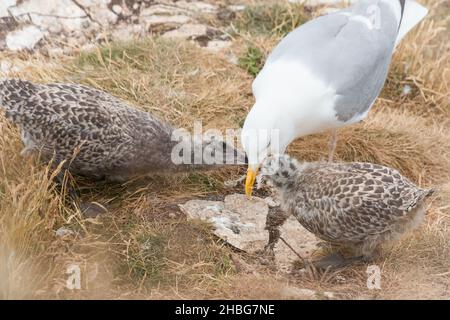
264, 207, 289, 256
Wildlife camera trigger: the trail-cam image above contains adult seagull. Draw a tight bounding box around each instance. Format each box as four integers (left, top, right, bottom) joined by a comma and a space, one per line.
241, 0, 428, 196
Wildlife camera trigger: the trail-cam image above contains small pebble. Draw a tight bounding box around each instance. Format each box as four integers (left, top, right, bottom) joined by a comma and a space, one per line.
55, 227, 74, 237
402, 84, 412, 96
264, 196, 280, 208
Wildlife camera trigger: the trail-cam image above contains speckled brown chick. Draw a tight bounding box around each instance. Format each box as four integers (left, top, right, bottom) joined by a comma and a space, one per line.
0, 79, 246, 182
260, 154, 434, 266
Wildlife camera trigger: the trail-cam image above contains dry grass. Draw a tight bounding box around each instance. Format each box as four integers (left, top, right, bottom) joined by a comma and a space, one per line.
0, 0, 449, 299
233, 1, 309, 37
0, 121, 66, 299
70, 39, 253, 129
383, 1, 450, 122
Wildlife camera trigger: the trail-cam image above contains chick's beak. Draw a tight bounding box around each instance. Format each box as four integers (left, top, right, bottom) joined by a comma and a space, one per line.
245, 166, 258, 197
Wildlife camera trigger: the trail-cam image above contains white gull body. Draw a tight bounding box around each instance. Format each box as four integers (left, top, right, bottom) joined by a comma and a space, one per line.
241, 0, 428, 171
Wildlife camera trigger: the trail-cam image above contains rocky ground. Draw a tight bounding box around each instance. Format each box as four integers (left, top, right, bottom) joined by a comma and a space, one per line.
180, 194, 321, 273
0, 0, 237, 55
0, 1, 354, 62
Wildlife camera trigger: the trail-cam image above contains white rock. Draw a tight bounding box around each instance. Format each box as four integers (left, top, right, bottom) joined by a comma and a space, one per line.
142, 14, 191, 27
264, 196, 280, 208
47, 47, 64, 56
112, 23, 144, 41
402, 84, 412, 96
162, 23, 208, 40
6, 25, 44, 51
86, 2, 118, 26
140, 4, 189, 17
80, 43, 97, 52
8, 0, 89, 32
74, 0, 96, 6
75, 0, 132, 24
175, 1, 218, 14
132, 24, 144, 34
180, 194, 320, 273
47, 23, 63, 34
98, 9, 119, 25
112, 4, 122, 15
0, 0, 16, 18
227, 5, 246, 12
55, 227, 74, 237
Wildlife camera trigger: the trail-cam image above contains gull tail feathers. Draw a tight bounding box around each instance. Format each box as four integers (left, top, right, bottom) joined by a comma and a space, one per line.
395, 0, 428, 47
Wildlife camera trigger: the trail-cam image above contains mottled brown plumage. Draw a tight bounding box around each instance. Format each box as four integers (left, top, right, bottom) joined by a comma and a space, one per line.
260, 154, 434, 262
0, 79, 245, 181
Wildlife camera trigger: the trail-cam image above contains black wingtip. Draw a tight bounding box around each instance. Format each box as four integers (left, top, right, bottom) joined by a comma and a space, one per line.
398, 0, 406, 30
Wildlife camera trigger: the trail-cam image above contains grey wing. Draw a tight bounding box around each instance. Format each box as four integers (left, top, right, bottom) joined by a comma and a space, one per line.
267, 8, 398, 122
46, 83, 175, 138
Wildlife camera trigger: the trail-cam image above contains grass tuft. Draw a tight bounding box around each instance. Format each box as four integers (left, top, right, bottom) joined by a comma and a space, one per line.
235, 3, 309, 37
238, 45, 265, 76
